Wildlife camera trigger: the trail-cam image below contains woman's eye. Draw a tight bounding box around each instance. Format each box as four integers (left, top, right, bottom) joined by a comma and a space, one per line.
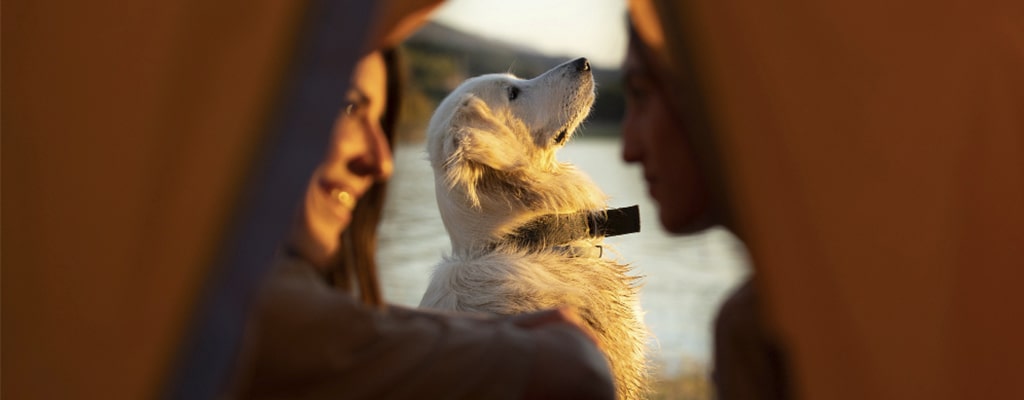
624, 79, 652, 104
625, 86, 643, 102
344, 98, 370, 117
343, 89, 371, 117
344, 102, 360, 116
508, 86, 520, 101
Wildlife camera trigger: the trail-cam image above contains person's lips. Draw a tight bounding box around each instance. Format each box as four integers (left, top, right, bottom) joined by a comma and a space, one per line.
644, 174, 658, 197
317, 179, 361, 216
644, 172, 658, 186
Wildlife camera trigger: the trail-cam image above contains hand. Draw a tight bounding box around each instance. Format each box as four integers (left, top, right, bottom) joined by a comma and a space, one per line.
508, 308, 615, 399
507, 307, 599, 345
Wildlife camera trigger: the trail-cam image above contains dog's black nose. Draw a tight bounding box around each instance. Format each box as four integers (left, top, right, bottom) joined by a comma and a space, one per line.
572, 57, 590, 72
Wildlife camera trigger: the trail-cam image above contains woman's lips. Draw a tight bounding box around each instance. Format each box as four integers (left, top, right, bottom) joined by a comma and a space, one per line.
644, 174, 658, 197
318, 179, 357, 196
317, 179, 360, 215
644, 174, 656, 184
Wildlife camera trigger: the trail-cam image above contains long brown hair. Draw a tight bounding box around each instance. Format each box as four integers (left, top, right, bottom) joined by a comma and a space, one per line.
331, 47, 405, 307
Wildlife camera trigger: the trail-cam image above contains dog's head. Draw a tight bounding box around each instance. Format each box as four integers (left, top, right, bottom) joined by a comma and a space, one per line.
426, 58, 606, 251
427, 57, 597, 208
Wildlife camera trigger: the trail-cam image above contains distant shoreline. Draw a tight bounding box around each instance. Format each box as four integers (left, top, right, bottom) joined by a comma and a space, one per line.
397, 120, 621, 144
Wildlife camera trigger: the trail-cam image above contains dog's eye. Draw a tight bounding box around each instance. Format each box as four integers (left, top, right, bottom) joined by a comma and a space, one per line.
507, 86, 520, 101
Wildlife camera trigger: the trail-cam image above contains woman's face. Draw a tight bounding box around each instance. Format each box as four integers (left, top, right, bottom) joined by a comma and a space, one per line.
293, 52, 392, 265
621, 42, 712, 234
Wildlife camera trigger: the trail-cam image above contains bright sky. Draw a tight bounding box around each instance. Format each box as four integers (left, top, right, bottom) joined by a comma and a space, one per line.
430, 0, 628, 69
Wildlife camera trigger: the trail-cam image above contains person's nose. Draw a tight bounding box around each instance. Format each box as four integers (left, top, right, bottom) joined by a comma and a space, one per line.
348, 122, 393, 181
620, 120, 642, 163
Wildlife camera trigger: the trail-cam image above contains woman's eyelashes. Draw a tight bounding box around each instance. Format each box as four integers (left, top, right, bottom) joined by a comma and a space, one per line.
344, 89, 371, 117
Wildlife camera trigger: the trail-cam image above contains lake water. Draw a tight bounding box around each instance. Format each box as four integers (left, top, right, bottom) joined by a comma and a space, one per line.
376, 137, 750, 377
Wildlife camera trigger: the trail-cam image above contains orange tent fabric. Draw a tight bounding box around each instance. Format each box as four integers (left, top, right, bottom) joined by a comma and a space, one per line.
635, 0, 1024, 398
3, 1, 307, 397
2, 0, 439, 398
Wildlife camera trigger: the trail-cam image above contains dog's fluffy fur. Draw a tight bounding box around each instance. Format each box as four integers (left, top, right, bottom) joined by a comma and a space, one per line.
419, 58, 649, 399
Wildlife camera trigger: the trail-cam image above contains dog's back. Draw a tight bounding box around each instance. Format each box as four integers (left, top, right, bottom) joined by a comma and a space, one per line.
421, 244, 649, 399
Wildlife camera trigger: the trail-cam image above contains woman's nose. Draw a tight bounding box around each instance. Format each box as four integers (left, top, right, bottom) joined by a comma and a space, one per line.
372, 128, 394, 180
620, 122, 642, 163
348, 123, 393, 180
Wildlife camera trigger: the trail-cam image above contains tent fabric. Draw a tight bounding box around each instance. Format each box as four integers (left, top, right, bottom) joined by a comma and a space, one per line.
7, 0, 1022, 398
3, 1, 306, 397
640, 0, 1024, 398
2, 0, 429, 398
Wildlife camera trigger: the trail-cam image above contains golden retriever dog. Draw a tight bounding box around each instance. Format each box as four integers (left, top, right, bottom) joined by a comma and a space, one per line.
419, 58, 649, 399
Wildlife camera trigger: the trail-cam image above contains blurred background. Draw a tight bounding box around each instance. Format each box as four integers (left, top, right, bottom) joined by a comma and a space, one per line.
392, 0, 628, 142
377, 0, 750, 398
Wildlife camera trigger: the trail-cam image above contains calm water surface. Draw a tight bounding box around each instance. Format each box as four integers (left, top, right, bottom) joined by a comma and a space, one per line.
377, 137, 749, 377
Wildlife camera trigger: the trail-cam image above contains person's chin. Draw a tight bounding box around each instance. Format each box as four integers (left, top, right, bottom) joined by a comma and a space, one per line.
287, 211, 343, 267
316, 205, 349, 235
660, 207, 714, 235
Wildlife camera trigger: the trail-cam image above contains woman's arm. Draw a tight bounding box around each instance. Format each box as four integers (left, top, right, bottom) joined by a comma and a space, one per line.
236, 255, 613, 399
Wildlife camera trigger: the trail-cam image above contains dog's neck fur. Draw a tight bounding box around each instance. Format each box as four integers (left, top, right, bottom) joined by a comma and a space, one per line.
435, 162, 607, 257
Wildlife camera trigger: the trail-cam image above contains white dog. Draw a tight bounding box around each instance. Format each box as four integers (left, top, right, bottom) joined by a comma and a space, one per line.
419, 58, 649, 399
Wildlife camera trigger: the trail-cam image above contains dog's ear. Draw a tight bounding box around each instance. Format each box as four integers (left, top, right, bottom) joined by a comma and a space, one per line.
443, 94, 526, 208
447, 94, 525, 171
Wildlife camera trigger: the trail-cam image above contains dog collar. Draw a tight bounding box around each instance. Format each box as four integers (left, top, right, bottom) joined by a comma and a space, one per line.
502, 205, 641, 250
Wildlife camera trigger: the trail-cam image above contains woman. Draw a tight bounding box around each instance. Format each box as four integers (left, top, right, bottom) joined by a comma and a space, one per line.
236, 49, 616, 399
619, 17, 790, 400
